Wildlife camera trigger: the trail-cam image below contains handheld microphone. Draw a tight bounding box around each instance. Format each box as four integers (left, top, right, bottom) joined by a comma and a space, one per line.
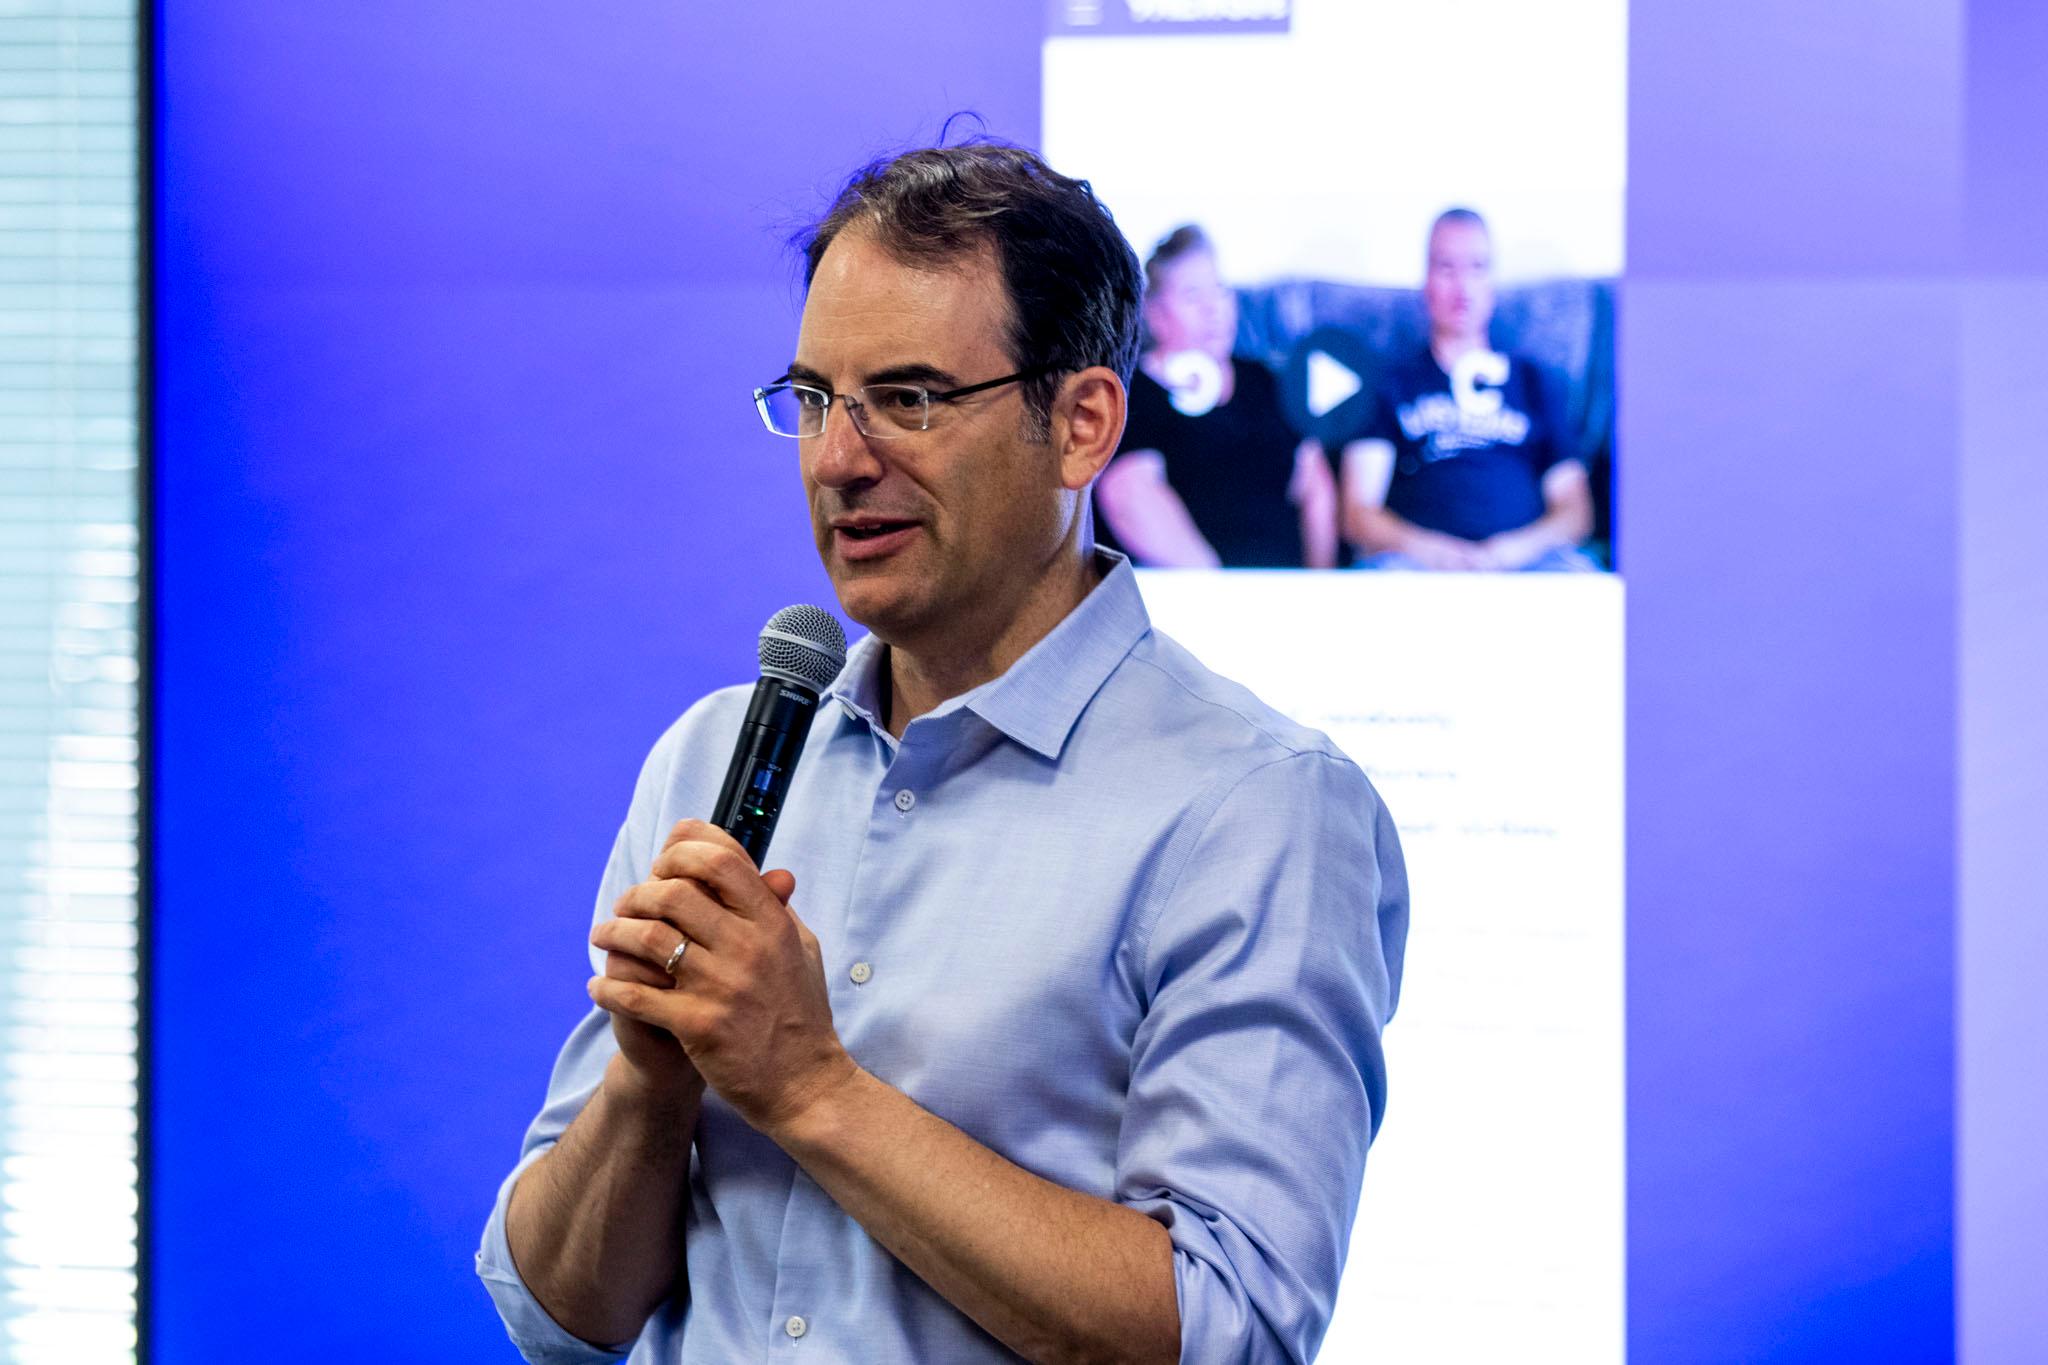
711, 604, 848, 866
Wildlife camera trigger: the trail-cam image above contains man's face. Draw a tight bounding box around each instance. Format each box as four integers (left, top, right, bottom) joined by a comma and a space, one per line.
1143, 248, 1236, 359
1423, 218, 1494, 340
791, 225, 1068, 650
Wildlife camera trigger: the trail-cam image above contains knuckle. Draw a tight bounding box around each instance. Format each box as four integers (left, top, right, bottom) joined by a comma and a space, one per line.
657, 843, 699, 879
637, 879, 681, 919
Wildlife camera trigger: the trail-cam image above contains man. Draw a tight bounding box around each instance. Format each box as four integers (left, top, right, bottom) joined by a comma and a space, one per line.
1341, 208, 1595, 571
478, 142, 1408, 1364
1095, 225, 1339, 568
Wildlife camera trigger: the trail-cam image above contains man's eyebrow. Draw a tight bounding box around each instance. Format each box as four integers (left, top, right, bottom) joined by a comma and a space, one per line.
780, 361, 962, 390
866, 362, 959, 389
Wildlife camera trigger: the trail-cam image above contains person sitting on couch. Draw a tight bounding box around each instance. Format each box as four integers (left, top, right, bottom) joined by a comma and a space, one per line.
1096, 226, 1338, 568
1341, 208, 1595, 571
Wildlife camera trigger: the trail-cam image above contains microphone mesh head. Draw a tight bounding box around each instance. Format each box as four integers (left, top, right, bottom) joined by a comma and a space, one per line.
758, 604, 848, 691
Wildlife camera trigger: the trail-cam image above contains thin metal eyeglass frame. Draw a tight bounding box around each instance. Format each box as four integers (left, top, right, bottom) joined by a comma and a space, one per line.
751, 367, 1049, 439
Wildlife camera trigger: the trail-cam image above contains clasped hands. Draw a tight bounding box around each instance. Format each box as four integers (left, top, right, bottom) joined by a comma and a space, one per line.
1403, 525, 1546, 572
588, 819, 857, 1137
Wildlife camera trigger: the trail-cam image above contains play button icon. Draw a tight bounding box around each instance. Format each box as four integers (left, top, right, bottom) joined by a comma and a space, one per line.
1281, 326, 1378, 448
1306, 348, 1363, 418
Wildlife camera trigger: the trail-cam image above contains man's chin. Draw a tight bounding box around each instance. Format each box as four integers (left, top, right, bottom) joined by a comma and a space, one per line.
826, 572, 924, 643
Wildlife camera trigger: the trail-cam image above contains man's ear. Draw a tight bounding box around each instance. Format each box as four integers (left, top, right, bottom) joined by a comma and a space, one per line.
1050, 366, 1128, 491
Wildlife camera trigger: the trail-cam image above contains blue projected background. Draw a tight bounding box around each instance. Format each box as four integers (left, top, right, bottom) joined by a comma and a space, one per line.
152, 6, 1037, 1358
150, 2, 2013, 1361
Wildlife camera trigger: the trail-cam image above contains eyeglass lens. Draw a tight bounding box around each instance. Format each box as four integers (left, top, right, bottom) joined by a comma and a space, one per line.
758, 384, 931, 438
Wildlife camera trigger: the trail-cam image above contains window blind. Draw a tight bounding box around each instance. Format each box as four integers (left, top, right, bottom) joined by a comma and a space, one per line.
0, 1, 142, 1360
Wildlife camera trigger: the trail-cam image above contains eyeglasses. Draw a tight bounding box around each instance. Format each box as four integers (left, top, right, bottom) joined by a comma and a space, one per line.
752, 368, 1046, 439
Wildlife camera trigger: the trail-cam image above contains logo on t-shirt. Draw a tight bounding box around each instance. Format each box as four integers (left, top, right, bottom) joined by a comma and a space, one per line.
1158, 350, 1226, 417
1397, 350, 1531, 460
1451, 349, 1510, 417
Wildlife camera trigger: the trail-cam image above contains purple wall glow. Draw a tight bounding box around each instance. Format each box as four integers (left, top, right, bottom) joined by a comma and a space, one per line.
1959, 6, 2048, 1358
1958, 277, 2048, 1365
1624, 0, 1965, 1358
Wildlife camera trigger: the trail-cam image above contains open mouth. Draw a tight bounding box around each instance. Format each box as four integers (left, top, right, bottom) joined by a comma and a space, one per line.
839, 521, 916, 541
832, 519, 922, 560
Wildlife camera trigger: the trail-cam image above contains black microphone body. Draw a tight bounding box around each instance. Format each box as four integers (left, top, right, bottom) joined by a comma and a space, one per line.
711, 675, 820, 865
711, 604, 848, 866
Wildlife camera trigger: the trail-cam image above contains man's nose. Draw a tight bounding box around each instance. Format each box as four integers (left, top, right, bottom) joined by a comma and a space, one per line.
807, 398, 883, 488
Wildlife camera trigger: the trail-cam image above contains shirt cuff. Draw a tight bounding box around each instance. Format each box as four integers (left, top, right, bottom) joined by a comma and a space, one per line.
1129, 1190, 1301, 1365
476, 1148, 636, 1364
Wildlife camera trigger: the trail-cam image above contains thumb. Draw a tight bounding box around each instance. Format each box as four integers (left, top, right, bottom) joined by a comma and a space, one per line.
787, 904, 824, 965
762, 868, 797, 905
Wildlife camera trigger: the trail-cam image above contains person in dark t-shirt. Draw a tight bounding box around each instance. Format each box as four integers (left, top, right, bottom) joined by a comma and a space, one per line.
1096, 227, 1337, 568
1340, 208, 1595, 571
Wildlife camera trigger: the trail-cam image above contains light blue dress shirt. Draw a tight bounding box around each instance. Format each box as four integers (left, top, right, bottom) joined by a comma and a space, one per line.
478, 553, 1408, 1363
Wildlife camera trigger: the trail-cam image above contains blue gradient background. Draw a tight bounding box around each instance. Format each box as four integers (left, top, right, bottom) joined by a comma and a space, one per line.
151, 2, 2041, 1361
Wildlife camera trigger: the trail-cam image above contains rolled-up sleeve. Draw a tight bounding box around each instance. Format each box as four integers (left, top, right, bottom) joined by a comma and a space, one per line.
1115, 751, 1409, 1365
475, 820, 649, 1363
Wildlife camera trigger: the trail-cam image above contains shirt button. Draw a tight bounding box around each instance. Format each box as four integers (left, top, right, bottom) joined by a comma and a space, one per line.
785, 1314, 808, 1339
893, 789, 916, 813
849, 961, 872, 985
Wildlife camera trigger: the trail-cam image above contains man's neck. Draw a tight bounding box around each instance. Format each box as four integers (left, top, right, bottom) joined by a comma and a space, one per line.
882, 548, 1102, 739
1430, 330, 1485, 371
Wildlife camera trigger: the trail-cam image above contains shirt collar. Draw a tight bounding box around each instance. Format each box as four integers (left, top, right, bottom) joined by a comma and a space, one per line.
820, 550, 1150, 761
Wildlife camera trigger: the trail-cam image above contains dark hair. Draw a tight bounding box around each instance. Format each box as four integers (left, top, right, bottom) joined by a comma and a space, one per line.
796, 140, 1143, 439
1429, 206, 1489, 240
1143, 224, 1213, 294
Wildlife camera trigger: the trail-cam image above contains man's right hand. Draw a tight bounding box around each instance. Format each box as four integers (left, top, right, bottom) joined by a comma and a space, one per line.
589, 829, 802, 1102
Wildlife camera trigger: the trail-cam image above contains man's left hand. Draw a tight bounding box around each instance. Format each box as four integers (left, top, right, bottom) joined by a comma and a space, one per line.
588, 819, 857, 1138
